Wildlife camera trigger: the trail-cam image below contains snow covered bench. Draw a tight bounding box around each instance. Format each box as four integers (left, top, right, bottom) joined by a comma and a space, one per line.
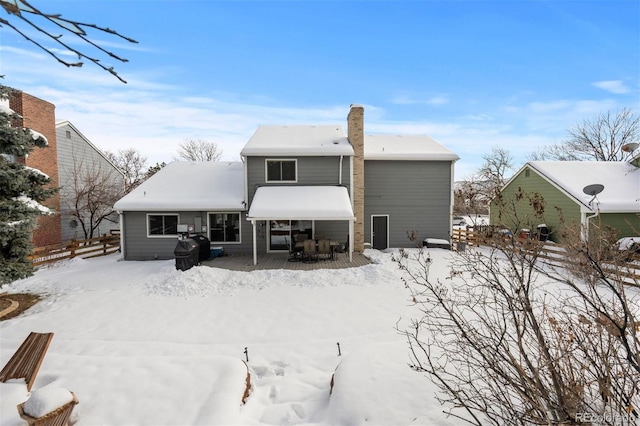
0, 332, 54, 391
17, 387, 79, 426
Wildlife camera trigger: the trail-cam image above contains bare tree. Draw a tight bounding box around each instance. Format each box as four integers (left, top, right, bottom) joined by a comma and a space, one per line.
176, 139, 223, 162
0, 0, 137, 83
529, 108, 640, 162
62, 156, 124, 239
455, 147, 514, 215
395, 194, 639, 425
105, 148, 147, 193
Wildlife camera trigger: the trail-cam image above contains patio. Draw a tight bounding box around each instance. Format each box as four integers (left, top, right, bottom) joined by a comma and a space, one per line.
201, 251, 372, 272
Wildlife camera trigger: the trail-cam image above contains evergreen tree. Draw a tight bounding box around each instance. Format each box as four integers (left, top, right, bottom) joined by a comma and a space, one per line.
0, 84, 57, 286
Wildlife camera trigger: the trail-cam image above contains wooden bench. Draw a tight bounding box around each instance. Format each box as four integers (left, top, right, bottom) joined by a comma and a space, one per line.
18, 391, 78, 426
0, 332, 54, 391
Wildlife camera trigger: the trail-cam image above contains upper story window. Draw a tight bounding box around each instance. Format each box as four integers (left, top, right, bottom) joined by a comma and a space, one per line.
147, 214, 179, 237
266, 159, 297, 182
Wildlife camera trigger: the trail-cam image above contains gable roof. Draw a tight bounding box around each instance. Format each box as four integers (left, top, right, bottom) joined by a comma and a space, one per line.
364, 134, 459, 161
114, 161, 245, 212
56, 121, 124, 178
519, 161, 640, 213
240, 125, 354, 156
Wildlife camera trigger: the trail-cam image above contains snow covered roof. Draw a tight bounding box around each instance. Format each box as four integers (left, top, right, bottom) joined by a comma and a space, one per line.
364, 134, 459, 161
240, 125, 354, 157
114, 161, 245, 211
525, 161, 640, 212
247, 186, 354, 220
239, 124, 459, 162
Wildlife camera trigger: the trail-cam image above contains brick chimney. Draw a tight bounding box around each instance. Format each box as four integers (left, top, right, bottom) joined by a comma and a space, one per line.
10, 90, 61, 247
347, 104, 364, 252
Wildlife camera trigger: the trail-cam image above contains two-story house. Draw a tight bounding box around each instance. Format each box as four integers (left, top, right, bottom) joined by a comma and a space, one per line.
114, 105, 459, 264
56, 121, 126, 240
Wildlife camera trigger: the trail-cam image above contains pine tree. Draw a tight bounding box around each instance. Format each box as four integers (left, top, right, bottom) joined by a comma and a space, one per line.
0, 84, 57, 286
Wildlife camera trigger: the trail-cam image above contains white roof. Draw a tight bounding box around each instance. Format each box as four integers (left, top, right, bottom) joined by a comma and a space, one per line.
526, 161, 640, 212
114, 161, 245, 211
364, 134, 459, 161
247, 186, 354, 220
240, 125, 354, 156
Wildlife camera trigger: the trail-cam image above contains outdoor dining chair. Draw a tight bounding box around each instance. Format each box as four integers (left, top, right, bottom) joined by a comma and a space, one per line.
317, 239, 332, 260
303, 239, 318, 262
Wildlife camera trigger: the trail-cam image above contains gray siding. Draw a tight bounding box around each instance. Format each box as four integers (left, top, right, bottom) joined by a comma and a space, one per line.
364, 160, 454, 248
56, 123, 125, 241
122, 211, 252, 260
245, 155, 352, 253
246, 156, 351, 205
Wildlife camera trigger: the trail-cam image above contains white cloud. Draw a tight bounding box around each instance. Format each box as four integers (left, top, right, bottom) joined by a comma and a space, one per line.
592, 80, 630, 94
1, 44, 634, 183
390, 95, 450, 106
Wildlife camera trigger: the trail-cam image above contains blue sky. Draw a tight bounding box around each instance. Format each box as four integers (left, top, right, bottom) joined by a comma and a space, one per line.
1, 0, 638, 179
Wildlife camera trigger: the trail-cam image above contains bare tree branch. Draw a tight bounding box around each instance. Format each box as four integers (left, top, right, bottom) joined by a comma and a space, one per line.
176, 139, 223, 162
104, 148, 148, 193
0, 0, 138, 83
395, 193, 640, 425
528, 108, 640, 162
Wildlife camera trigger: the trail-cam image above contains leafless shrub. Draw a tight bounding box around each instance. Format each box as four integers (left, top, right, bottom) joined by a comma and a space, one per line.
395, 222, 639, 425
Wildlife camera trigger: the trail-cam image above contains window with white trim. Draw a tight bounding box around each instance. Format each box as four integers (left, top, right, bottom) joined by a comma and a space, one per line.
209, 213, 241, 243
266, 159, 296, 182
147, 214, 179, 237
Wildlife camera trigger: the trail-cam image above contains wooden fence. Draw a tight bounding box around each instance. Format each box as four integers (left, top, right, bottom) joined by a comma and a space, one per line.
29, 234, 121, 267
451, 227, 640, 282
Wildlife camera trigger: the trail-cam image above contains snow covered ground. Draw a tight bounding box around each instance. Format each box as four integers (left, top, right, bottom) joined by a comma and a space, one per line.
0, 248, 463, 426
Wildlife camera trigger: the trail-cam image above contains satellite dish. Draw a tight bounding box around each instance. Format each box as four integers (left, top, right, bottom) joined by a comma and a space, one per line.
622, 142, 639, 153
583, 184, 604, 196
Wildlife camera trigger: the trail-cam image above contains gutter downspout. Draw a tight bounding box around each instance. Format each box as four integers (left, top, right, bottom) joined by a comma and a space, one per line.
252, 220, 257, 265
118, 212, 125, 258
242, 156, 248, 208
450, 160, 456, 231
339, 155, 343, 185
581, 210, 600, 242
349, 219, 353, 262
349, 156, 354, 209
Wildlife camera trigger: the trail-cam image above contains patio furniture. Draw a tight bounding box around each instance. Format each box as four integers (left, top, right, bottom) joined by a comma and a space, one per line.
288, 234, 306, 261
318, 239, 332, 260
303, 239, 318, 262
0, 332, 54, 391
18, 389, 79, 426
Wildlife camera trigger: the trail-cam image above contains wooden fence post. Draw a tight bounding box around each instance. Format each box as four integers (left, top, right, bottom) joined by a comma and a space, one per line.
70, 240, 78, 259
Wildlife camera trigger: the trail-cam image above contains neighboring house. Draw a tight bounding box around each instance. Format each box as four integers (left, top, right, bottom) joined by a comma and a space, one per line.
9, 90, 61, 246
490, 160, 640, 242
114, 105, 459, 263
56, 121, 126, 240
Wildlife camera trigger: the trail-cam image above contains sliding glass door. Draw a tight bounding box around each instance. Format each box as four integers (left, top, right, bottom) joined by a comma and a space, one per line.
268, 220, 312, 251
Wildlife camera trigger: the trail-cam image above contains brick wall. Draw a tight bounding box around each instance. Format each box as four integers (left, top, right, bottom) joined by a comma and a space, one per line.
9, 91, 62, 246
347, 104, 365, 252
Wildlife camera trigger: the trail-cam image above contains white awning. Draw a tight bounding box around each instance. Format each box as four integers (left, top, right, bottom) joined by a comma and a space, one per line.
247, 186, 354, 221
